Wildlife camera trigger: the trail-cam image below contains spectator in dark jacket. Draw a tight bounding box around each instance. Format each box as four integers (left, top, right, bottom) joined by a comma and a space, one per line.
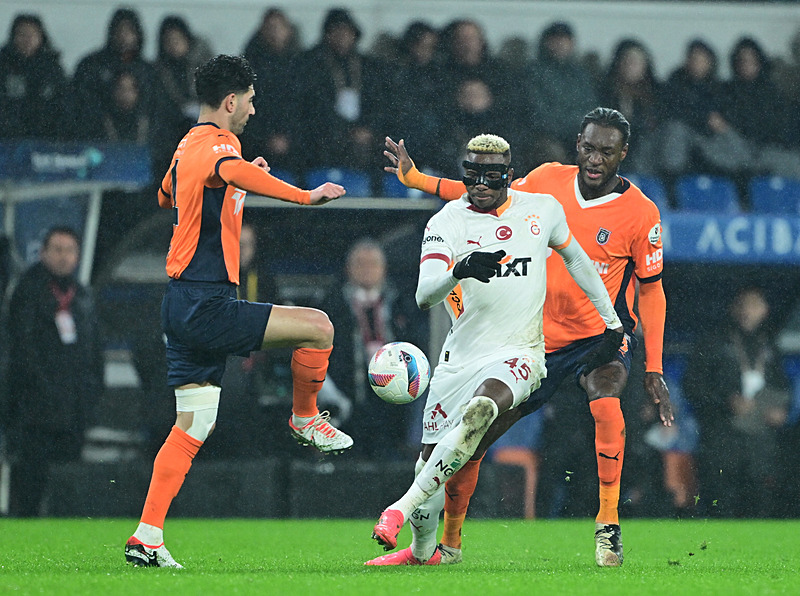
4, 227, 103, 516
524, 22, 599, 167
240, 8, 304, 175
154, 15, 213, 155
659, 39, 753, 186
0, 14, 68, 139
722, 37, 800, 178
71, 8, 159, 140
683, 286, 790, 517
387, 21, 448, 174
298, 8, 390, 182
600, 38, 662, 175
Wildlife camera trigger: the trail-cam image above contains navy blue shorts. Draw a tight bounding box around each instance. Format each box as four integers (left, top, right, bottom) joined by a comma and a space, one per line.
161, 279, 271, 387
516, 331, 638, 417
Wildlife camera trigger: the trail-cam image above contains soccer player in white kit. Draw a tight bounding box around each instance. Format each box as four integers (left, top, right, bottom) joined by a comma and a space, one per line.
368, 134, 623, 565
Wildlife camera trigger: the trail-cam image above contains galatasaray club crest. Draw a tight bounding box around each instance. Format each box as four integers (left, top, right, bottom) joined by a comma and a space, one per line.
596, 228, 611, 245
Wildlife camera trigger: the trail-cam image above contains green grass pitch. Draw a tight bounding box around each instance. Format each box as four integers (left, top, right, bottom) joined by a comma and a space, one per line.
1, 518, 797, 595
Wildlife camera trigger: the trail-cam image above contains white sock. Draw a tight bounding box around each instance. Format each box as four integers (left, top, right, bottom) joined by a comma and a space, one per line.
133, 522, 163, 547
392, 397, 498, 518
410, 484, 445, 561
292, 414, 315, 428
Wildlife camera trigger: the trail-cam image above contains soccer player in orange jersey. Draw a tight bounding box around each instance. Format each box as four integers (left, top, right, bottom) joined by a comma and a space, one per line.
379, 107, 673, 567
124, 55, 352, 568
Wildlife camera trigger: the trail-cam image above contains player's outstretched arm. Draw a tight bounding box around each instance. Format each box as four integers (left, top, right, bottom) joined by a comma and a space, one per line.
218, 158, 343, 205
639, 278, 673, 426
309, 182, 346, 205
383, 137, 464, 200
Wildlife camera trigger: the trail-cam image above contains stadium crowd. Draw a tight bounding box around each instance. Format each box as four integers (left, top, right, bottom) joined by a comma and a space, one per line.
2, 6, 800, 521
3, 6, 800, 209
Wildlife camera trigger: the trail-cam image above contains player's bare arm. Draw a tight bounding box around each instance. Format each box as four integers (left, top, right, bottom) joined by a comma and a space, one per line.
638, 277, 672, 426
309, 182, 346, 205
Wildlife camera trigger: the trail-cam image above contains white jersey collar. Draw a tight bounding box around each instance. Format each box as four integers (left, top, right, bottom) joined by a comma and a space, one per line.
573, 174, 624, 208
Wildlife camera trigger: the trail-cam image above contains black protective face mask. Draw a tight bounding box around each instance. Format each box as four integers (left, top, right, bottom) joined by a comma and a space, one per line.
462, 160, 509, 190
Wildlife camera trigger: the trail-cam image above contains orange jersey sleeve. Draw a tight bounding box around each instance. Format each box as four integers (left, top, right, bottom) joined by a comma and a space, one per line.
638, 278, 666, 374
217, 159, 311, 204
397, 161, 465, 200
158, 170, 172, 209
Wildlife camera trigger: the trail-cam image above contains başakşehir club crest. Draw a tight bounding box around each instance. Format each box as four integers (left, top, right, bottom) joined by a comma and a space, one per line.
596, 227, 611, 245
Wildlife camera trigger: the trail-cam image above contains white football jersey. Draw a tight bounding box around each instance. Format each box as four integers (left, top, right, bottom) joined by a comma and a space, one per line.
419, 188, 571, 369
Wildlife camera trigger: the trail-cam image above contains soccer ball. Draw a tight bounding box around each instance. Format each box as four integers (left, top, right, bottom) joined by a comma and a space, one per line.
368, 341, 430, 404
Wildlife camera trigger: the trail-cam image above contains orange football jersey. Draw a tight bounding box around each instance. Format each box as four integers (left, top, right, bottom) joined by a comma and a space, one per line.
158, 123, 247, 284
511, 163, 663, 351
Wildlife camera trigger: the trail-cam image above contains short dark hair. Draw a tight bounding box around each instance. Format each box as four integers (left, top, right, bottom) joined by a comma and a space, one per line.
194, 54, 256, 108
580, 107, 631, 145
43, 226, 80, 249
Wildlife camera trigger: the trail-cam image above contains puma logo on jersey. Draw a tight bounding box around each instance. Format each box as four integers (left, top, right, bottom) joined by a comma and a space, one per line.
466, 236, 482, 247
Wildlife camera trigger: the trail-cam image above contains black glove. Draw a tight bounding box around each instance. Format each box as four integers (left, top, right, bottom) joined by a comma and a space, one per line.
578, 328, 625, 376
453, 250, 505, 283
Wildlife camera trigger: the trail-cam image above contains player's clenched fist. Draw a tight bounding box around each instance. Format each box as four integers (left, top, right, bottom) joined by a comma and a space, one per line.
453, 250, 506, 283
309, 182, 346, 205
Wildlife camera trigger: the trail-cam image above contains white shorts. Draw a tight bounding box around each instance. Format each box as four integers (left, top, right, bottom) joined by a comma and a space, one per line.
421, 352, 545, 444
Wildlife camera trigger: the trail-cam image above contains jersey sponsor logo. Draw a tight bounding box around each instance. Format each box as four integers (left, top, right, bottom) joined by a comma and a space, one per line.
596, 227, 611, 245
496, 226, 512, 241
423, 234, 444, 245
230, 188, 246, 215
466, 236, 483, 247
212, 143, 240, 156
648, 222, 662, 245
423, 417, 453, 434
423, 420, 439, 432
647, 222, 661, 246
500, 256, 532, 277
594, 261, 610, 275
434, 457, 461, 478
645, 248, 663, 270
431, 403, 448, 419
447, 287, 464, 319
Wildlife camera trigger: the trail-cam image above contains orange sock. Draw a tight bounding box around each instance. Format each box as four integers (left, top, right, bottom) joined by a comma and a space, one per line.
140, 426, 203, 528
291, 347, 332, 417
590, 397, 625, 525
442, 456, 483, 549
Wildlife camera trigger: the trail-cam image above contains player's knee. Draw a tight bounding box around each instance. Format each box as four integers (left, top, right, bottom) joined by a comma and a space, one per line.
307, 308, 334, 347
462, 396, 499, 437
175, 386, 221, 442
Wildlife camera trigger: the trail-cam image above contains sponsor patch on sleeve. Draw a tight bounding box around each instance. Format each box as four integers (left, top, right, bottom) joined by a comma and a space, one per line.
648, 222, 662, 245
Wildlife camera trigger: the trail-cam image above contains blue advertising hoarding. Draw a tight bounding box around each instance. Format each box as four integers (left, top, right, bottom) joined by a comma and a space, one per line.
662, 213, 800, 264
